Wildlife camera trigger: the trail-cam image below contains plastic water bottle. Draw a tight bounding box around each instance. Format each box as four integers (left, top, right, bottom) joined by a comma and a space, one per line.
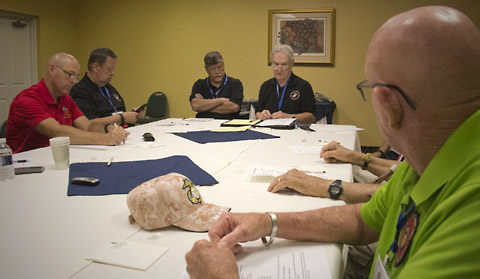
0, 138, 15, 181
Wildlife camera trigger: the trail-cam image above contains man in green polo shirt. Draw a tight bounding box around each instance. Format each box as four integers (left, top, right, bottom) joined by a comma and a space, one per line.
185, 6, 480, 279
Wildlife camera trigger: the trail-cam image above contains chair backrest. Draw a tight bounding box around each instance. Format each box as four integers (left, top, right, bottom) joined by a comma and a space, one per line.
145, 92, 167, 119
0, 120, 7, 138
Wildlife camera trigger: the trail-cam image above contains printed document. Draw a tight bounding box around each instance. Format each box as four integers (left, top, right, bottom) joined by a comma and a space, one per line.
252, 166, 328, 179
179, 241, 332, 279
237, 243, 332, 279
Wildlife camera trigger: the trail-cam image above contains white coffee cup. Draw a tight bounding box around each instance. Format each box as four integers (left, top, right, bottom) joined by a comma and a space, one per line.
49, 137, 70, 170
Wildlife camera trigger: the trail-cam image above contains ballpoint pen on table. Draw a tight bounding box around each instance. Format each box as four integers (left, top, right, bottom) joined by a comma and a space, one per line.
107, 156, 114, 167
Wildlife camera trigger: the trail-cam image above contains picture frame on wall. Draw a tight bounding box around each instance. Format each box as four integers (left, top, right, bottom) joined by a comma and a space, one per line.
268, 8, 336, 65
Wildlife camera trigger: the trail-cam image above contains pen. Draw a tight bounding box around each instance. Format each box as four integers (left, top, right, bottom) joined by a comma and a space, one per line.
107, 156, 114, 167
113, 123, 126, 144
14, 160, 28, 163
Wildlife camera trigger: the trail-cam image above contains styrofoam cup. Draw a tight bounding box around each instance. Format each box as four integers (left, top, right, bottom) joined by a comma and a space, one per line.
49, 137, 70, 170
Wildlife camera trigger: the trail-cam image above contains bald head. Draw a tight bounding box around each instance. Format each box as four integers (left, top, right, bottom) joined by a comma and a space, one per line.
46, 53, 79, 73
366, 6, 480, 109
365, 6, 480, 174
44, 53, 80, 99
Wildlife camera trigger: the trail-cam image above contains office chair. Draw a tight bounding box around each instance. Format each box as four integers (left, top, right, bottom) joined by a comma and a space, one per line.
0, 120, 7, 138
136, 92, 167, 124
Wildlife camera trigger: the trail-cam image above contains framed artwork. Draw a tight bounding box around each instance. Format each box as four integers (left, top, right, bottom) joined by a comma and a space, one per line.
268, 8, 336, 65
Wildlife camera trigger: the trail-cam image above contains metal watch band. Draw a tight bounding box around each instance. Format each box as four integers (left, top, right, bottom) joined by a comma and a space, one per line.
261, 212, 278, 246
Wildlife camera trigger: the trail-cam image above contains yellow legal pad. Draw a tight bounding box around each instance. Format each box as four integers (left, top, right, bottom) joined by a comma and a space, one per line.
212, 126, 251, 132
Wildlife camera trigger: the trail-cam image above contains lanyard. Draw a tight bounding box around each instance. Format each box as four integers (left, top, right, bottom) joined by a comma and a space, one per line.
206, 75, 228, 99
98, 86, 117, 111
276, 76, 291, 110
384, 200, 417, 264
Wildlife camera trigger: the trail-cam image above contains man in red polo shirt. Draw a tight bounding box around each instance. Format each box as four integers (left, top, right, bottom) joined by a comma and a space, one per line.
6, 53, 129, 153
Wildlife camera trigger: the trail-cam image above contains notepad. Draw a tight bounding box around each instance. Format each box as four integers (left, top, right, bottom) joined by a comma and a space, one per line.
221, 119, 261, 127
211, 126, 251, 132
86, 240, 168, 271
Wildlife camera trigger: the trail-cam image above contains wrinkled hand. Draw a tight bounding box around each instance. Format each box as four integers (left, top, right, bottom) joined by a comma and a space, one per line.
185, 239, 239, 279
267, 169, 331, 197
320, 141, 356, 164
122, 112, 139, 123
271, 110, 291, 119
208, 212, 272, 254
194, 93, 205, 99
258, 110, 272, 120
107, 125, 129, 145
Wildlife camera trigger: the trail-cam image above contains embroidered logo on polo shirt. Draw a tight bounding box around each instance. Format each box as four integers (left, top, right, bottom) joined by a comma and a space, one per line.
290, 90, 300, 100
62, 106, 71, 119
395, 211, 419, 266
113, 93, 122, 102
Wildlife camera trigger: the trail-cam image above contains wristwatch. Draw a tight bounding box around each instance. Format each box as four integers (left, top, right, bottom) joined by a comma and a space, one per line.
328, 179, 343, 200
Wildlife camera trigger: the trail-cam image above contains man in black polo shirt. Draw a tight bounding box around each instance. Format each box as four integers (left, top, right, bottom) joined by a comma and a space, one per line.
256, 44, 316, 124
70, 48, 140, 126
189, 51, 244, 119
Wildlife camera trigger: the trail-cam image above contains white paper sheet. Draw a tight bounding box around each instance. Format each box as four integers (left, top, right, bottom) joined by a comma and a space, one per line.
255, 118, 294, 127
85, 240, 168, 271
13, 157, 32, 168
252, 166, 328, 179
70, 145, 111, 150
237, 244, 332, 279
179, 242, 332, 279
183, 118, 214, 122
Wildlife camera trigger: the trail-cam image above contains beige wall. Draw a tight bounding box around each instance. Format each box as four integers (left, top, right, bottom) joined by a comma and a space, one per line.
1, 0, 480, 145
0, 0, 77, 75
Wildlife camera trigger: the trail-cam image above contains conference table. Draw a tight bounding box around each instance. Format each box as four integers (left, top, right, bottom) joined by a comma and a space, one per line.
0, 118, 360, 279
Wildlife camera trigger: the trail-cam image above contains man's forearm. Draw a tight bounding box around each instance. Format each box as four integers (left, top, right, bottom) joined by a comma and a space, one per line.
40, 123, 110, 145
90, 114, 122, 129
275, 204, 379, 245
209, 102, 240, 114
190, 98, 223, 112
340, 181, 381, 203
293, 112, 316, 124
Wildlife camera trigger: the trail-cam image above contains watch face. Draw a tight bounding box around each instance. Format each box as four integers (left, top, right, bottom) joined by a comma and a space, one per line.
329, 180, 343, 199
330, 186, 341, 195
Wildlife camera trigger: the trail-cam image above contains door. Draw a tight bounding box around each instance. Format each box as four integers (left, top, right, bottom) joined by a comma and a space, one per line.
0, 11, 37, 126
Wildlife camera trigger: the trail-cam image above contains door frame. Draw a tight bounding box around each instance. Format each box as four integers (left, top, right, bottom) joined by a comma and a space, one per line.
0, 10, 38, 125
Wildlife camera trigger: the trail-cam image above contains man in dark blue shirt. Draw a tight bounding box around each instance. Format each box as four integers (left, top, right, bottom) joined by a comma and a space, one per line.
189, 51, 244, 119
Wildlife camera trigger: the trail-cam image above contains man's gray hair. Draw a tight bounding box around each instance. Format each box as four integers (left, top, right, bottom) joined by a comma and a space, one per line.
270, 44, 295, 64
87, 48, 117, 71
204, 51, 224, 67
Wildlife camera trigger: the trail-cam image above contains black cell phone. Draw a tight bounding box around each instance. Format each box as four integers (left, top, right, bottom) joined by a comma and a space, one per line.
143, 132, 155, 141
71, 177, 100, 186
135, 104, 147, 113
14, 166, 45, 175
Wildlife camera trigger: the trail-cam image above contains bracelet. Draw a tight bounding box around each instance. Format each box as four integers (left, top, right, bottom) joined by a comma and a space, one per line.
104, 123, 112, 133
261, 212, 278, 247
119, 113, 125, 126
376, 149, 385, 157
362, 153, 372, 170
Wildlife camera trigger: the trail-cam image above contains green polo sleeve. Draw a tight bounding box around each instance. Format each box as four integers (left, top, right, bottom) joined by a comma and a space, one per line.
360, 163, 410, 232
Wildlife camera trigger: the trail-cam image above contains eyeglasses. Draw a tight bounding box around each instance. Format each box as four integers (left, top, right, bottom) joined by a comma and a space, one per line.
271, 62, 291, 69
356, 80, 416, 110
206, 64, 224, 72
56, 65, 79, 82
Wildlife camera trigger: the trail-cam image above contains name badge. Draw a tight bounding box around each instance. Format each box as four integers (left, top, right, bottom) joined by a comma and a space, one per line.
373, 255, 390, 279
